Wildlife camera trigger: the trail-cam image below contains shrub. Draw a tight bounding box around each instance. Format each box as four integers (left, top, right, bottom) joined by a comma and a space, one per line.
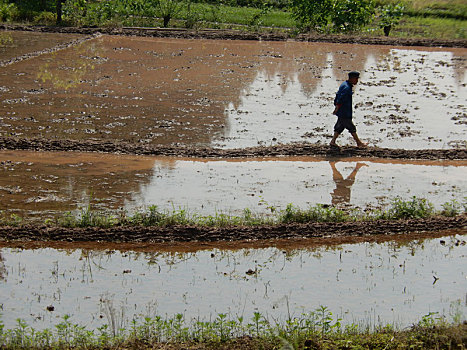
330, 0, 375, 32
0, 1, 19, 21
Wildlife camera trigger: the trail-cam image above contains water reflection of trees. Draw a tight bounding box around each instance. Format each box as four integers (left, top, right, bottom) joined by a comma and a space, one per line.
0, 152, 157, 220
1, 35, 464, 148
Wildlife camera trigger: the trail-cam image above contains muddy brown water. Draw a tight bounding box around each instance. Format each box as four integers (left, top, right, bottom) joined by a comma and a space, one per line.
0, 31, 466, 151
0, 30, 84, 63
0, 30, 466, 335
1, 150, 466, 220
0, 231, 465, 331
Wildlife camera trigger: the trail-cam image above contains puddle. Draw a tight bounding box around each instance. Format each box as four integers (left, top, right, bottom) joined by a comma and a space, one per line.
0, 232, 465, 330
0, 35, 465, 149
0, 31, 84, 63
0, 150, 466, 219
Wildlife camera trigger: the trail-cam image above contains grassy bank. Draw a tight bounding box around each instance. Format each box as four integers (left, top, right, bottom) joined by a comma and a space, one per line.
1, 197, 466, 229
1, 307, 466, 349
1, 0, 466, 40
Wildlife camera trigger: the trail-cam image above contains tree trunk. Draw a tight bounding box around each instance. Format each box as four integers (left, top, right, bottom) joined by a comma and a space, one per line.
163, 15, 171, 27
56, 0, 63, 25
383, 25, 391, 36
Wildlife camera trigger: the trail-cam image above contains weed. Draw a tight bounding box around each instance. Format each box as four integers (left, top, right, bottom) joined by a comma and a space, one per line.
383, 196, 435, 219
0, 308, 465, 349
1, 197, 465, 229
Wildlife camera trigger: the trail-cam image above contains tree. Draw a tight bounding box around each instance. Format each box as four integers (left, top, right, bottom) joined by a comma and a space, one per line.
157, 0, 185, 27
290, 0, 375, 33
56, 0, 65, 24
330, 0, 375, 32
289, 0, 333, 31
378, 3, 404, 36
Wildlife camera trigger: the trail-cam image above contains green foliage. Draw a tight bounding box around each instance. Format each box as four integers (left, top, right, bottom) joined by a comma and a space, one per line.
383, 196, 435, 219
289, 0, 333, 31
0, 309, 465, 349
0, 0, 18, 21
331, 0, 375, 32
290, 0, 376, 32
440, 199, 464, 217
33, 11, 56, 24
157, 0, 186, 27
279, 203, 351, 223
377, 2, 404, 35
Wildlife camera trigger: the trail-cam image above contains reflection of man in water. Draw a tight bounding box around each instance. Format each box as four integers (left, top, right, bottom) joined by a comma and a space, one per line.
330, 161, 367, 206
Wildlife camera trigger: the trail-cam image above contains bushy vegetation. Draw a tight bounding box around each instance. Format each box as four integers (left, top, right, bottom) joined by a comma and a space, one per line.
0, 307, 465, 349
1, 197, 465, 228
0, 0, 465, 38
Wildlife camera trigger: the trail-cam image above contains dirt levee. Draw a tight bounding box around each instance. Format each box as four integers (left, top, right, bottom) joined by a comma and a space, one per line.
1, 137, 466, 160
1, 216, 465, 244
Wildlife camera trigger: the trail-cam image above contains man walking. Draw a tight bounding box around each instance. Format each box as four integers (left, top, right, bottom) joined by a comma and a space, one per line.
330, 71, 367, 148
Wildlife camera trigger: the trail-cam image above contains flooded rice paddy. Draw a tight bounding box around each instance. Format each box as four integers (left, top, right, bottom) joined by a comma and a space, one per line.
0, 30, 466, 333
0, 232, 466, 330
0, 31, 466, 150
0, 150, 466, 219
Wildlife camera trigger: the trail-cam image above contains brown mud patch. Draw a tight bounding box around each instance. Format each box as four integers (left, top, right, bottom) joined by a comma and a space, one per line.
0, 31, 98, 66
1, 24, 467, 48
1, 136, 466, 160
0, 228, 462, 252
1, 215, 465, 244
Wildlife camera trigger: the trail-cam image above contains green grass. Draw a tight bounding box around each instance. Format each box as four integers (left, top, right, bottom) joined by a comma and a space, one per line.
1, 197, 465, 228
366, 16, 467, 38
0, 307, 465, 349
376, 0, 467, 19
2, 0, 465, 40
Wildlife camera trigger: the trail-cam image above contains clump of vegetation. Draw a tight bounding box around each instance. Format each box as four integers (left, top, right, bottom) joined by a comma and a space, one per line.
0, 0, 18, 21
2, 196, 465, 229
377, 2, 405, 35
0, 308, 465, 349
0, 0, 465, 39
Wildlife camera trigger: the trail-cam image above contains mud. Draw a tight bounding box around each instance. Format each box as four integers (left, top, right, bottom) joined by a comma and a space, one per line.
2, 24, 467, 48
0, 26, 466, 244
0, 215, 465, 244
1, 33, 465, 150
0, 30, 96, 66
1, 137, 466, 159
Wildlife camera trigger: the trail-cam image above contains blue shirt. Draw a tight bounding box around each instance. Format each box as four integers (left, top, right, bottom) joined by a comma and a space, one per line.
334, 81, 353, 119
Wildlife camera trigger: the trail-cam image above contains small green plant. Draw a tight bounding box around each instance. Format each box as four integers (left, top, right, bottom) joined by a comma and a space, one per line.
441, 199, 463, 217
33, 11, 56, 25
384, 196, 435, 219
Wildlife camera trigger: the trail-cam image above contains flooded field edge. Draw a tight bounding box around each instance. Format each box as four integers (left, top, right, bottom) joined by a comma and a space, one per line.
0, 215, 465, 244
1, 137, 466, 160
0, 228, 463, 252
1, 24, 467, 48
0, 32, 98, 67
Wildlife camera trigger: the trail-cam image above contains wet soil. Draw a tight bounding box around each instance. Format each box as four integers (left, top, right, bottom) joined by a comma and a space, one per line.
1, 136, 466, 159
2, 24, 467, 48
0, 25, 466, 244
0, 215, 465, 244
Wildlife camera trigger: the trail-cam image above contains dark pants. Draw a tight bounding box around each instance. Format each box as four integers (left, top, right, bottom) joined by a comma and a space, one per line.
334, 117, 356, 134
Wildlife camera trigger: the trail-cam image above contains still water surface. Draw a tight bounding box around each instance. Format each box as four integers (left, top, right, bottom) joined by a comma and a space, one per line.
0, 233, 465, 330
1, 32, 465, 149
1, 150, 466, 218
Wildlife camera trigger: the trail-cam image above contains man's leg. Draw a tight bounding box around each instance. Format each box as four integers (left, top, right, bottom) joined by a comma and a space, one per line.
330, 132, 341, 147
351, 132, 367, 148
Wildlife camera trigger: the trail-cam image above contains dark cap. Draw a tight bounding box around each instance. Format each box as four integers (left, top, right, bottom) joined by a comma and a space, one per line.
348, 71, 360, 78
